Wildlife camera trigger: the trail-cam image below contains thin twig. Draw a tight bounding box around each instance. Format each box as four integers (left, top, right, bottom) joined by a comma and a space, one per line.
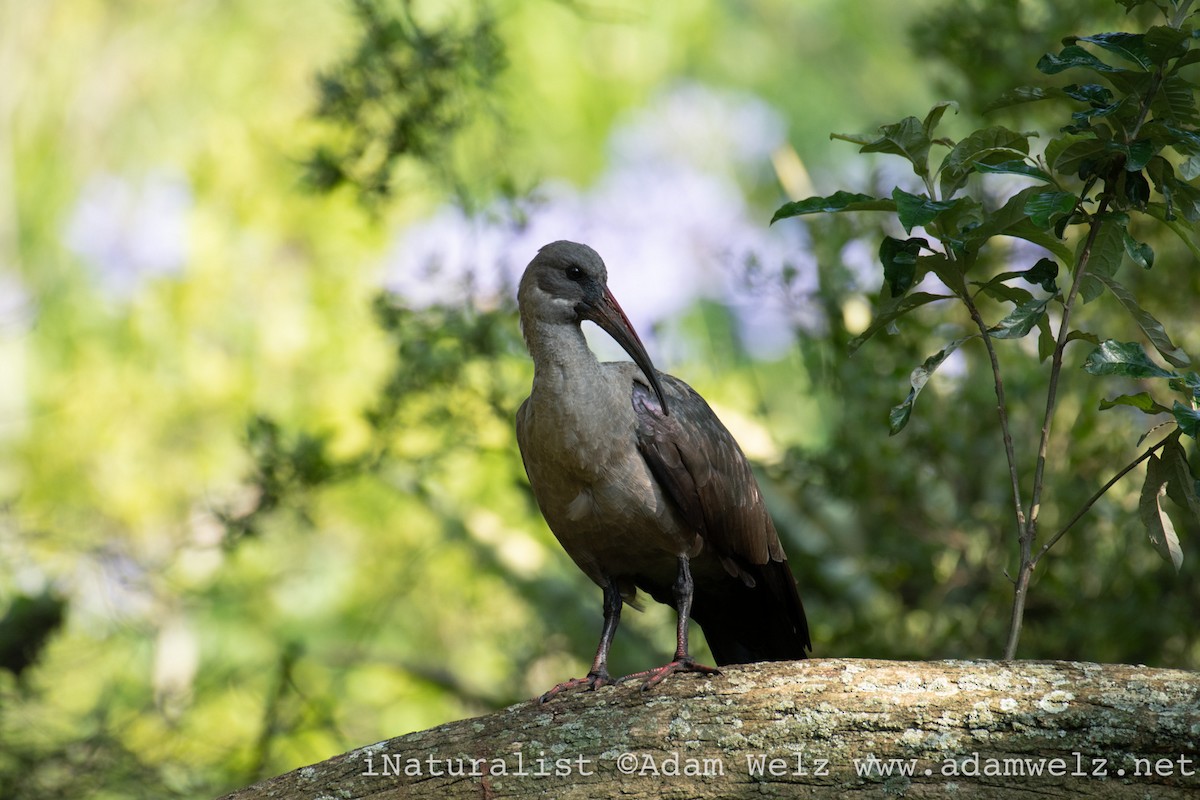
1027, 200, 1108, 529
961, 292, 1027, 543
1033, 433, 1174, 565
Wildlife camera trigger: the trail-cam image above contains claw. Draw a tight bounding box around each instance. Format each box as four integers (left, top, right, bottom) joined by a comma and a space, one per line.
538, 671, 611, 703
619, 658, 720, 691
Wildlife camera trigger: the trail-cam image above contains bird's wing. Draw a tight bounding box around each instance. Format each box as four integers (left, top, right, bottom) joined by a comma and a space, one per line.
631, 372, 811, 661
631, 373, 786, 572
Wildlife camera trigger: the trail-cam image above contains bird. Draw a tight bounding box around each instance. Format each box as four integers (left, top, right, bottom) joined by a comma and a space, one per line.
515, 240, 810, 701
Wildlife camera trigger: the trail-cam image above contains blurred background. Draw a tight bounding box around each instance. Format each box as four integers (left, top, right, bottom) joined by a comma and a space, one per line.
2, 0, 1198, 797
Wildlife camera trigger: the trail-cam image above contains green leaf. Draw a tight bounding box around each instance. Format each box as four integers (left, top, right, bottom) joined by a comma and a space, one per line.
934, 195, 985, 248
1120, 138, 1155, 172
892, 188, 958, 234
1099, 392, 1172, 414
1025, 257, 1060, 292
1183, 156, 1200, 182
961, 186, 1073, 263
1083, 340, 1177, 379
937, 126, 1032, 196
1172, 49, 1200, 72
1092, 272, 1191, 368
1144, 202, 1200, 261
1123, 169, 1152, 208
1066, 95, 1136, 133
1038, 44, 1129, 75
973, 160, 1055, 183
1122, 229, 1154, 269
1024, 191, 1078, 229
1001, 220, 1076, 264
1140, 454, 1183, 572
1062, 83, 1115, 104
977, 281, 1034, 307
830, 131, 876, 147
848, 292, 953, 354
922, 101, 957, 136
1066, 329, 1102, 348
889, 335, 976, 435
1164, 177, 1200, 222
1077, 216, 1125, 304
1038, 321, 1056, 363
1074, 33, 1153, 70
1045, 132, 1092, 171
918, 253, 962, 291
1152, 74, 1200, 127
1162, 436, 1200, 523
1046, 329, 1099, 364
858, 116, 933, 179
974, 258, 1059, 296
1169, 372, 1200, 401
1051, 137, 1109, 176
771, 192, 896, 224
1144, 25, 1190, 66
879, 236, 927, 297
985, 86, 1064, 111
1158, 125, 1200, 180
989, 296, 1052, 340
1175, 402, 1200, 438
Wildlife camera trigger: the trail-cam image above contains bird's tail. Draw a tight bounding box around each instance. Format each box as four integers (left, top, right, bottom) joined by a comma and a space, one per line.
691, 560, 810, 665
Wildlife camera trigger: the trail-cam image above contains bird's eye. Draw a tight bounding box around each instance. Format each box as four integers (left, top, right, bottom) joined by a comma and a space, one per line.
565, 265, 585, 282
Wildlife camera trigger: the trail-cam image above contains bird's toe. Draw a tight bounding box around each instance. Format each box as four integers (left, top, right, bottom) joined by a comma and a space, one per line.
538, 671, 611, 703
618, 658, 721, 691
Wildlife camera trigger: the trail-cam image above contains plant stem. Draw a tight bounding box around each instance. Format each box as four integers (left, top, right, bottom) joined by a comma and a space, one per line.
961, 293, 1027, 544
1002, 194, 1111, 661
1171, 0, 1196, 30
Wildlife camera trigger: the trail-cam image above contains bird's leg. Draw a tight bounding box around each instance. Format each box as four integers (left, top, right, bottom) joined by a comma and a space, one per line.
622, 556, 720, 691
539, 578, 622, 702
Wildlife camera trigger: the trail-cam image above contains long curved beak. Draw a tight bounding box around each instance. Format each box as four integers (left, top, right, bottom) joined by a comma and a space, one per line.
584, 288, 670, 415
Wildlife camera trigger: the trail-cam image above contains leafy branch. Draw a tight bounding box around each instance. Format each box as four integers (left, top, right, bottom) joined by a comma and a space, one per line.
303, 0, 508, 204
773, 0, 1200, 658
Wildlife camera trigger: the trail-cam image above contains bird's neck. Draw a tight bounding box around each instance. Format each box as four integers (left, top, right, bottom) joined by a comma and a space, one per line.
524, 319, 605, 399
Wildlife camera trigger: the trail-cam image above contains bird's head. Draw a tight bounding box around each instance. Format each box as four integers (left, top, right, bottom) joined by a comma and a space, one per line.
519, 240, 669, 414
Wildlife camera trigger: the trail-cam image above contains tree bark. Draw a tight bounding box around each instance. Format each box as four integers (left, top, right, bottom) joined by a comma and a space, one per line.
217, 658, 1200, 799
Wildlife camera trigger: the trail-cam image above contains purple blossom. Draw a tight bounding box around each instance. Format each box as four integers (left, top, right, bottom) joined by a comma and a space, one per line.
62, 171, 192, 298
384, 83, 822, 359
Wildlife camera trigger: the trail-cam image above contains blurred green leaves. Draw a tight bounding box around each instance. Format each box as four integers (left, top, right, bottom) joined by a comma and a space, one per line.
305, 0, 507, 202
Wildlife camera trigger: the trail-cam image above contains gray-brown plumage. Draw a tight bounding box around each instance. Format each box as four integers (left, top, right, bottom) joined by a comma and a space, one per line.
516, 241, 809, 700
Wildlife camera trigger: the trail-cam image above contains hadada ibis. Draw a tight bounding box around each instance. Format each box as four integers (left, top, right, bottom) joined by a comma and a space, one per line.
516, 241, 810, 701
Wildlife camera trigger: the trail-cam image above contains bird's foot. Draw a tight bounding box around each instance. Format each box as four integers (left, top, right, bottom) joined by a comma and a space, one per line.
538, 671, 611, 703
620, 657, 720, 691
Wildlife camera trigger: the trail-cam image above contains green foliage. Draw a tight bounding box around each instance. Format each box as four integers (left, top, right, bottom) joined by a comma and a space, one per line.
774, 0, 1200, 651
1141, 451, 1184, 570
1083, 338, 1178, 377
0, 591, 65, 681
305, 0, 507, 202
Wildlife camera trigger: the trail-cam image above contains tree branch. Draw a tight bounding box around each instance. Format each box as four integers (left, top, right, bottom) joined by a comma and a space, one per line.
215, 659, 1200, 800
1033, 432, 1174, 566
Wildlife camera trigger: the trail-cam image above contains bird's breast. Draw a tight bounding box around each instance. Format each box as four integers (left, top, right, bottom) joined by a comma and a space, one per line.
518, 372, 696, 581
